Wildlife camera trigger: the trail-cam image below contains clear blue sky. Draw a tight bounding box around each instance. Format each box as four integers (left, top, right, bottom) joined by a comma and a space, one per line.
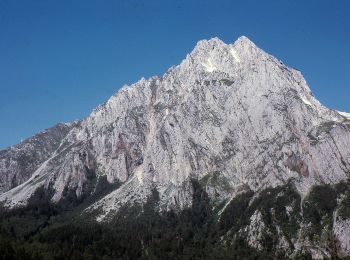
0, 0, 349, 149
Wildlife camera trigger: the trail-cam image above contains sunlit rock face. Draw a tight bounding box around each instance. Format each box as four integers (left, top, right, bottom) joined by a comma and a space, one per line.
1, 36, 350, 231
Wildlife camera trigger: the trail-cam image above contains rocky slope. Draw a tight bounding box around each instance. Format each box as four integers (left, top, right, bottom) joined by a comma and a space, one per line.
0, 123, 76, 195
1, 36, 350, 258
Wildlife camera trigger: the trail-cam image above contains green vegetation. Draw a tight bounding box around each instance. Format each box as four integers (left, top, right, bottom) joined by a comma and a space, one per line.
1, 180, 350, 259
0, 179, 258, 259
336, 181, 350, 220
246, 183, 302, 255
219, 190, 254, 234
302, 185, 337, 241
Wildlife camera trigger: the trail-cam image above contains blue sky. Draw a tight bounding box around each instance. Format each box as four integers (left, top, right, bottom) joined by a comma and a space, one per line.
0, 0, 349, 149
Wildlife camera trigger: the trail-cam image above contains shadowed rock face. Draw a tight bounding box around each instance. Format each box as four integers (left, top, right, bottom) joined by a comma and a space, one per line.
1, 36, 350, 227
0, 123, 76, 194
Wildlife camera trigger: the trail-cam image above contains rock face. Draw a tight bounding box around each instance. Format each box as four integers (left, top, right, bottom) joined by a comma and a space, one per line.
0, 123, 75, 195
1, 36, 350, 257
333, 218, 350, 258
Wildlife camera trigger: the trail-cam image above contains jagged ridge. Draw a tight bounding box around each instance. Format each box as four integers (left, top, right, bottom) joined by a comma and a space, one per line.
1, 36, 350, 258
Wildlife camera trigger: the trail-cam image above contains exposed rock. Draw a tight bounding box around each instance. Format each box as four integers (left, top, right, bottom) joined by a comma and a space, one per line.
246, 210, 266, 251
0, 36, 349, 231
334, 218, 350, 258
0, 123, 76, 194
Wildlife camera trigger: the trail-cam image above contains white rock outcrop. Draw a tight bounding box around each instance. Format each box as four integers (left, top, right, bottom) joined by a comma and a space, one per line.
0, 36, 349, 228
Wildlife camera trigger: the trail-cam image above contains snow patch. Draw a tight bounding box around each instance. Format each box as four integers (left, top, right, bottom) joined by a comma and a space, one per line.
201, 58, 217, 72
163, 108, 169, 120
338, 111, 350, 119
301, 96, 312, 106
230, 47, 241, 62
135, 167, 144, 184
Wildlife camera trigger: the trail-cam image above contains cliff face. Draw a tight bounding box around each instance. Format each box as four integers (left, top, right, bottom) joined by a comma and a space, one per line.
1, 36, 350, 258
0, 123, 75, 195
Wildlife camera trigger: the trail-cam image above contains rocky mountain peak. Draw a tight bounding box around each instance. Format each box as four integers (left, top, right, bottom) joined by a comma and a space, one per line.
1, 36, 350, 226
232, 35, 263, 59
1, 35, 350, 258
191, 35, 259, 60
234, 35, 258, 49
176, 36, 273, 83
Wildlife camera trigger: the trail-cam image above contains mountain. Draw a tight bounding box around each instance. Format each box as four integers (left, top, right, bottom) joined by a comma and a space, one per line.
0, 123, 75, 195
1, 36, 350, 259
